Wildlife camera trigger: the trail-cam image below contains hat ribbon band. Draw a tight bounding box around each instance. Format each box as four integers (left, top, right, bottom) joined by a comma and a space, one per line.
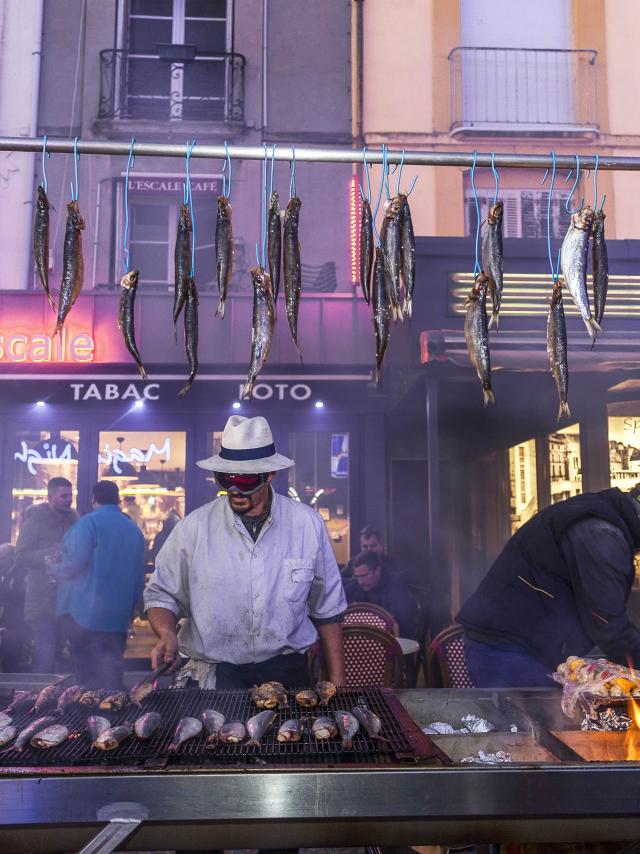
218, 442, 276, 461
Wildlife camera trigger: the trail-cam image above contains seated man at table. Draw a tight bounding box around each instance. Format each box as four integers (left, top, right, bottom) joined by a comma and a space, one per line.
343, 550, 420, 640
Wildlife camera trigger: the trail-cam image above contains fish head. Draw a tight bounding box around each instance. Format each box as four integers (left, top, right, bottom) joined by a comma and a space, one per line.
269, 191, 280, 213
250, 265, 270, 293
37, 186, 50, 209
217, 195, 232, 218
384, 196, 404, 220
120, 269, 139, 290
285, 196, 301, 222
573, 206, 594, 231
487, 200, 504, 224
592, 208, 605, 232
179, 203, 192, 229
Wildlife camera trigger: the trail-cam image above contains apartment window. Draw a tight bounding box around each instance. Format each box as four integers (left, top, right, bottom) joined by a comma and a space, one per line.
548, 424, 582, 504
125, 0, 231, 121
464, 189, 571, 239
508, 438, 537, 534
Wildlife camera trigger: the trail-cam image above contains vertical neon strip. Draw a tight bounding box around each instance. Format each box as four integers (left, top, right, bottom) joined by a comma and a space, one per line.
349, 176, 360, 287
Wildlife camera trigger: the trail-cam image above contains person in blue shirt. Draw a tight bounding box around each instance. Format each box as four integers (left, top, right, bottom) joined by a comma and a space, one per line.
56, 480, 146, 688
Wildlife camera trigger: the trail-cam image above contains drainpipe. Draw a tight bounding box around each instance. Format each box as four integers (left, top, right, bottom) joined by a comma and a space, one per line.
353, 0, 364, 148
21, 0, 44, 290
262, 0, 268, 133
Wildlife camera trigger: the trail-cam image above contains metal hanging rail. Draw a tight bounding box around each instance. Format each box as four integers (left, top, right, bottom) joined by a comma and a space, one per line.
2, 136, 640, 170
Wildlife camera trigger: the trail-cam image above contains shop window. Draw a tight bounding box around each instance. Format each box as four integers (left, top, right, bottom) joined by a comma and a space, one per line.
508, 438, 537, 534
98, 431, 186, 563
12, 430, 80, 542
288, 432, 351, 566
608, 412, 640, 492
548, 424, 582, 504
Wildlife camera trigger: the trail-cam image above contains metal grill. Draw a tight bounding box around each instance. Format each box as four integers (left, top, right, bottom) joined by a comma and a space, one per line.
0, 686, 420, 769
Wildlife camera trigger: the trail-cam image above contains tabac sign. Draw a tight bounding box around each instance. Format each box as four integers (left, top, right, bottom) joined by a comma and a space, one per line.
0, 328, 95, 363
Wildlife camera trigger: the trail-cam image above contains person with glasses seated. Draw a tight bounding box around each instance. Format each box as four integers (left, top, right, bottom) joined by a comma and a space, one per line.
144, 415, 347, 690
343, 550, 420, 641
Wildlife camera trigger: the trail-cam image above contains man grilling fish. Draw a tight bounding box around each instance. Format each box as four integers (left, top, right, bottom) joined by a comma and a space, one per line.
145, 415, 347, 689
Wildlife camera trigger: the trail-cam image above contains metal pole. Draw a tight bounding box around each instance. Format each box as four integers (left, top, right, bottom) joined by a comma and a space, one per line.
2, 136, 640, 170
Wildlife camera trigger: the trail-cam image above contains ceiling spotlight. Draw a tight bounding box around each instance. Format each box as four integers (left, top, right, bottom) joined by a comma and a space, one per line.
133, 400, 144, 409
232, 401, 241, 410
35, 401, 46, 407
314, 400, 324, 409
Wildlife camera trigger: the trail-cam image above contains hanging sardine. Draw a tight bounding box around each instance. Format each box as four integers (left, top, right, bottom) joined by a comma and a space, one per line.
547, 278, 570, 421
33, 185, 55, 312
215, 194, 233, 319
173, 203, 192, 340
372, 246, 391, 385
560, 206, 600, 341
359, 197, 374, 304
267, 191, 282, 309
54, 200, 85, 336
399, 193, 416, 318
481, 200, 504, 331
241, 266, 275, 400
118, 270, 147, 380
178, 276, 198, 398
591, 208, 608, 334
464, 272, 495, 406
380, 195, 404, 322
283, 195, 303, 363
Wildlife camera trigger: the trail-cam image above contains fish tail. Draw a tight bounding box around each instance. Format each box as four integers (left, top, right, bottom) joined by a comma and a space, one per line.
241, 380, 253, 401
585, 316, 602, 340
138, 363, 148, 381
488, 310, 499, 332
247, 738, 260, 748
404, 297, 412, 318
215, 298, 226, 319
294, 339, 304, 365
46, 291, 56, 313
173, 323, 178, 344
178, 374, 195, 398
483, 387, 496, 407
558, 400, 571, 421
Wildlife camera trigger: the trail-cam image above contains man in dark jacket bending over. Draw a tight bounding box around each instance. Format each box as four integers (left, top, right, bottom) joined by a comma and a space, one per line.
457, 487, 640, 688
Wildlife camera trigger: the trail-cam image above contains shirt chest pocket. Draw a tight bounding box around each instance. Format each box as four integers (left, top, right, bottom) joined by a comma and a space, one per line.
283, 558, 315, 603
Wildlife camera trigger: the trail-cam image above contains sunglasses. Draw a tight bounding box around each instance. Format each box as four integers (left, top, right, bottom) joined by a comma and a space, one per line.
214, 471, 269, 495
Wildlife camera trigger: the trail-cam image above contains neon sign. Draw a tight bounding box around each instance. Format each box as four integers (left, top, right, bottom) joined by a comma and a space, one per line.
15, 441, 76, 476
0, 328, 94, 363
98, 438, 171, 475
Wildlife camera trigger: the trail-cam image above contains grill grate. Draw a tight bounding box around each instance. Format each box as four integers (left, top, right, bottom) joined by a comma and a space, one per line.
0, 686, 416, 768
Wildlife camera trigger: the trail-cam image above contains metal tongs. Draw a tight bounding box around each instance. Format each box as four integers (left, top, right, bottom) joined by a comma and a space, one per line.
136, 659, 173, 687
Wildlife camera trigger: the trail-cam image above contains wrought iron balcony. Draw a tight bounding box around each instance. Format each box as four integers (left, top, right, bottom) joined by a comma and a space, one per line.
98, 48, 245, 124
448, 47, 598, 135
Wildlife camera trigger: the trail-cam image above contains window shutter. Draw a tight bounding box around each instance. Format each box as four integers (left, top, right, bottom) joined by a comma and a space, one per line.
502, 192, 521, 238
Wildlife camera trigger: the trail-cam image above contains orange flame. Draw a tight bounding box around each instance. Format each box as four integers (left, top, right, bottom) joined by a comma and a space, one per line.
625, 698, 640, 760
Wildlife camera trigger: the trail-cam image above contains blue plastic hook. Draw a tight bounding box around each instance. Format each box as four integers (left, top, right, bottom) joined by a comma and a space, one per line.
41, 136, 49, 195
123, 138, 136, 273
289, 146, 297, 199
184, 140, 196, 276
70, 136, 80, 202
491, 152, 499, 205
565, 154, 584, 214
592, 153, 600, 210
546, 151, 561, 282
470, 149, 481, 276
372, 145, 386, 247
360, 146, 372, 206
222, 141, 232, 200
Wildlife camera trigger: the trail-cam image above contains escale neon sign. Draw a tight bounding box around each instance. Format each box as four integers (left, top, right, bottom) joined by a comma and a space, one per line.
0, 328, 94, 363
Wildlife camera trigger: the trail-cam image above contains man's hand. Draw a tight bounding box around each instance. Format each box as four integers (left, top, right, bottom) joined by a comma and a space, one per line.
151, 631, 180, 670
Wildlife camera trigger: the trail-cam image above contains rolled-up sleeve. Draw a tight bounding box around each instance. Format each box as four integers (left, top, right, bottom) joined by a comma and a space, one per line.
143, 521, 192, 619
307, 519, 348, 621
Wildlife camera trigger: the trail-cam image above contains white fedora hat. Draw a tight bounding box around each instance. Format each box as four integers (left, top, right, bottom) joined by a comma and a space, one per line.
196, 415, 294, 473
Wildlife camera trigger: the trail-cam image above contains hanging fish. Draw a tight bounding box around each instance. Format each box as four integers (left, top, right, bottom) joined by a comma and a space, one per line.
33, 185, 55, 312
267, 191, 282, 309
283, 195, 303, 363
380, 195, 404, 322
481, 200, 504, 331
55, 200, 85, 336
372, 246, 391, 385
173, 203, 192, 340
178, 277, 199, 398
215, 194, 233, 319
241, 266, 275, 401
547, 278, 570, 421
359, 197, 374, 304
464, 272, 495, 407
118, 270, 147, 380
560, 206, 599, 341
399, 193, 416, 318
591, 208, 608, 334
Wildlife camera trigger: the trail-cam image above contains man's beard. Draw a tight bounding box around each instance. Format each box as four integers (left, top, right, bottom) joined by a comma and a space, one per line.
228, 492, 256, 515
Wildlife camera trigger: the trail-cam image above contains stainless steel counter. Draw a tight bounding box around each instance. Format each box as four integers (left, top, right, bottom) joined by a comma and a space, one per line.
0, 688, 639, 852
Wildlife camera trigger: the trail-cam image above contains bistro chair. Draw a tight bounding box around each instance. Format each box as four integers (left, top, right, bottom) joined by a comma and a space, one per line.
343, 602, 400, 636
427, 622, 474, 688
309, 624, 406, 688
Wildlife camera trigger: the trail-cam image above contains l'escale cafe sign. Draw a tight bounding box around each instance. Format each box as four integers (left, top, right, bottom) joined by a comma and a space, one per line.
0, 327, 94, 363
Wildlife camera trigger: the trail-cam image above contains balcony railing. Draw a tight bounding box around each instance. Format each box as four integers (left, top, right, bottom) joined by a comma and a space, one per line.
448, 47, 598, 135
98, 49, 245, 124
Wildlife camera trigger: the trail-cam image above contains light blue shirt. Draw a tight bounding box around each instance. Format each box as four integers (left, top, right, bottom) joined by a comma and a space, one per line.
144, 490, 347, 665
57, 504, 146, 632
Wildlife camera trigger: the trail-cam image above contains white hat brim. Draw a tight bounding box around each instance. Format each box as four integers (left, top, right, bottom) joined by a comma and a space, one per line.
196, 452, 295, 474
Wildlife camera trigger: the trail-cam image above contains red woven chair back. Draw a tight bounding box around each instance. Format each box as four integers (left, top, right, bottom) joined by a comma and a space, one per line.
309, 625, 405, 688
427, 623, 474, 688
343, 603, 399, 636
